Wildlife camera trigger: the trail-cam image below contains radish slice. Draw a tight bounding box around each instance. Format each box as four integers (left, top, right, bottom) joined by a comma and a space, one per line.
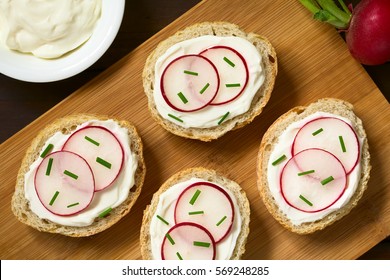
200, 46, 249, 105
292, 117, 360, 174
160, 54, 220, 112
174, 182, 234, 243
280, 148, 347, 213
161, 222, 216, 260
62, 126, 124, 191
34, 151, 95, 216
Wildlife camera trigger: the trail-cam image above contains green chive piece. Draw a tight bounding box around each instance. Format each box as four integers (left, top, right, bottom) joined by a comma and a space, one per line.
40, 144, 54, 158
216, 215, 227, 227
321, 176, 334, 185
85, 136, 100, 146
67, 202, 79, 208
298, 170, 315, 176
339, 135, 346, 153
96, 157, 112, 169
168, 114, 184, 123
299, 194, 313, 206
225, 83, 241, 88
166, 233, 175, 245
64, 170, 78, 180
46, 158, 53, 176
183, 70, 198, 76
176, 252, 183, 260
189, 189, 201, 205
156, 215, 169, 226
188, 211, 204, 215
49, 191, 59, 206
199, 83, 210, 94
177, 92, 188, 104
99, 207, 112, 218
218, 111, 230, 125
272, 154, 287, 166
223, 56, 235, 67
312, 128, 324, 136
193, 241, 211, 248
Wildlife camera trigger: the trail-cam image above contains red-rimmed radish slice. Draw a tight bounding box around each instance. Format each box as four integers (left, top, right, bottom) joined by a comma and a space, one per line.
34, 151, 95, 216
160, 54, 220, 112
161, 222, 216, 260
174, 181, 234, 243
200, 46, 249, 105
280, 148, 347, 213
62, 126, 124, 191
292, 117, 360, 174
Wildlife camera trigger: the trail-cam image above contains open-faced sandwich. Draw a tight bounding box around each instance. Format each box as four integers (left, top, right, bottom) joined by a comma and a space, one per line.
257, 98, 370, 234
140, 167, 250, 259
143, 21, 277, 141
12, 114, 146, 237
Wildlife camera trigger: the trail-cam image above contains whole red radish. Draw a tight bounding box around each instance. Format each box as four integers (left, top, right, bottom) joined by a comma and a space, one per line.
300, 0, 390, 65
346, 0, 390, 65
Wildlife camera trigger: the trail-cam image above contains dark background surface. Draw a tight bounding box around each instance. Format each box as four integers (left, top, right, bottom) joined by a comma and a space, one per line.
0, 0, 388, 259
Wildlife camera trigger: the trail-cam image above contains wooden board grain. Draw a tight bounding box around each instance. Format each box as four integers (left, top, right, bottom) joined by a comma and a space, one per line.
0, 0, 389, 260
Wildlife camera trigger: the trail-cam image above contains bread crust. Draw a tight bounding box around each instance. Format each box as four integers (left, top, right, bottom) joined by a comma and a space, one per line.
140, 167, 250, 259
143, 21, 277, 141
257, 98, 371, 234
11, 114, 146, 237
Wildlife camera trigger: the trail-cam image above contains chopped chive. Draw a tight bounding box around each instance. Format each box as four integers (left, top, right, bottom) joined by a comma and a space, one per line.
40, 144, 54, 158
49, 191, 59, 206
189, 211, 204, 215
299, 194, 313, 206
189, 189, 201, 205
216, 215, 227, 226
96, 157, 112, 169
321, 176, 334, 185
218, 111, 230, 125
176, 252, 183, 260
177, 92, 188, 104
193, 241, 211, 248
312, 128, 324, 136
64, 170, 78, 180
199, 83, 210, 94
166, 233, 175, 245
84, 136, 100, 146
298, 170, 315, 176
225, 83, 241, 88
67, 202, 80, 208
46, 158, 53, 176
156, 215, 169, 225
272, 154, 287, 166
98, 207, 112, 218
223, 56, 235, 67
183, 70, 198, 76
168, 113, 184, 123
339, 135, 346, 153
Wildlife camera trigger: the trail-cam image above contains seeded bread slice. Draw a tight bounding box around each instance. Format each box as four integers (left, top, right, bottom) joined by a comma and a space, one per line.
143, 21, 277, 141
140, 167, 250, 259
257, 98, 371, 234
11, 114, 146, 237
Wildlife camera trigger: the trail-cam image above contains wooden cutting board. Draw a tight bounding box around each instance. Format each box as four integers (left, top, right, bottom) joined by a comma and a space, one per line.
1, 0, 389, 260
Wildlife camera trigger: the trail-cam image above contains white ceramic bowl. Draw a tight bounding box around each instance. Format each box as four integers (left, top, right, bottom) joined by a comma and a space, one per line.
0, 0, 125, 83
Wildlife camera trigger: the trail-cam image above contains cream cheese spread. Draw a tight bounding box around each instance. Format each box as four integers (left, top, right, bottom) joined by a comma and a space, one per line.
24, 119, 138, 227
0, 0, 101, 58
149, 178, 242, 260
267, 112, 363, 225
153, 35, 265, 128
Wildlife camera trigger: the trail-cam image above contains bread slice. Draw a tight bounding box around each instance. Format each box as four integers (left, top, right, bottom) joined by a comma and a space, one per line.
257, 98, 371, 234
140, 167, 250, 260
11, 114, 146, 237
143, 21, 277, 141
